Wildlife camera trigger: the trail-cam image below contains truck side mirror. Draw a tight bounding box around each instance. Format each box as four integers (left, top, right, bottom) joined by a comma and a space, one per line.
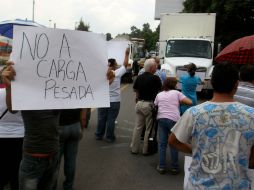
217, 43, 222, 54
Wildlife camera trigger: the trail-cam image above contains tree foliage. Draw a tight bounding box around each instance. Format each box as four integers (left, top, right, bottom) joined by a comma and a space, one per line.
183, 0, 254, 48
76, 18, 90, 31
129, 23, 159, 51
106, 33, 112, 41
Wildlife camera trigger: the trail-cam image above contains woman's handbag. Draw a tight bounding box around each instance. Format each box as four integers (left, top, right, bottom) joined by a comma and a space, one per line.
148, 135, 158, 155
147, 105, 158, 155
0, 109, 8, 119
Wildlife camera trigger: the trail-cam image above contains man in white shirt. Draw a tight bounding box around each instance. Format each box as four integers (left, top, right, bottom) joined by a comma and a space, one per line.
95, 48, 129, 143
0, 87, 24, 190
169, 63, 254, 189
234, 64, 254, 107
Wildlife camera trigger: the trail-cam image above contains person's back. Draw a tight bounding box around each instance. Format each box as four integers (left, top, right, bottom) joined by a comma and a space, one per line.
169, 62, 254, 190
180, 75, 200, 101
155, 90, 184, 122
131, 59, 162, 155
134, 72, 161, 101
0, 87, 24, 190
180, 63, 201, 114
182, 101, 254, 189
21, 110, 60, 154
234, 64, 254, 107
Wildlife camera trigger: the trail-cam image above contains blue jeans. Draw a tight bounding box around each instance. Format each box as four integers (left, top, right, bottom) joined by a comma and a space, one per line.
55, 122, 81, 190
158, 118, 178, 169
19, 152, 59, 190
95, 102, 120, 141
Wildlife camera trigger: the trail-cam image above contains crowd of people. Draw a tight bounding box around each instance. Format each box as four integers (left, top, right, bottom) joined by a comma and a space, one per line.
1, 49, 254, 190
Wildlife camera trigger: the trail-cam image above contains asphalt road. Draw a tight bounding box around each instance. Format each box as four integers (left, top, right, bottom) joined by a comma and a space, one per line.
56, 83, 209, 190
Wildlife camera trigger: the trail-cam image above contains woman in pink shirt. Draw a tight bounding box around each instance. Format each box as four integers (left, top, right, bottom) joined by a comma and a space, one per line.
154, 77, 192, 175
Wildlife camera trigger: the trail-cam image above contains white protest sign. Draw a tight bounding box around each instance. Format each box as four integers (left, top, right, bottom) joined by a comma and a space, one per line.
11, 26, 109, 110
107, 41, 129, 65
184, 156, 192, 190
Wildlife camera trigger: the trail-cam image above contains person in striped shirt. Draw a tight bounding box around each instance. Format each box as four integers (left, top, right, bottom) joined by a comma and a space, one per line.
234, 64, 254, 107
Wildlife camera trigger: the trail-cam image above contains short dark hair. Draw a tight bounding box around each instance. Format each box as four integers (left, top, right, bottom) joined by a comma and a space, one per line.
211, 62, 239, 93
163, 77, 177, 91
108, 58, 116, 67
187, 63, 197, 77
239, 64, 254, 82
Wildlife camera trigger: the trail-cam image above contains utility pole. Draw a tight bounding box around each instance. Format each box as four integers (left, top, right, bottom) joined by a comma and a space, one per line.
32, 0, 35, 21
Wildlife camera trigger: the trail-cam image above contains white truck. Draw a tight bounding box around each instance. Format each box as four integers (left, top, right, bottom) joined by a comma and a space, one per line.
159, 13, 216, 91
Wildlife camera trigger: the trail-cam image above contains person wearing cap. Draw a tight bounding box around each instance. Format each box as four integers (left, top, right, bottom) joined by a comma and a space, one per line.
179, 63, 202, 114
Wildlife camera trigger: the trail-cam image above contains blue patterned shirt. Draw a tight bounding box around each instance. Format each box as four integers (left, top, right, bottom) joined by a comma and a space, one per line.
172, 101, 254, 190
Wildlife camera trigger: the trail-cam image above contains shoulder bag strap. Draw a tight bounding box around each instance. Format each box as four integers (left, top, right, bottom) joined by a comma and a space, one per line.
0, 109, 8, 119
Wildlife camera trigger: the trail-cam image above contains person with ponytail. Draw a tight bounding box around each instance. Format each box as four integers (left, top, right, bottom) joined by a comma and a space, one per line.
179, 63, 202, 114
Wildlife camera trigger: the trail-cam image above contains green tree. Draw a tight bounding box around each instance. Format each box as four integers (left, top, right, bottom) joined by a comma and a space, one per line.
128, 24, 159, 51
130, 26, 142, 38
106, 33, 112, 41
183, 0, 254, 48
76, 18, 90, 31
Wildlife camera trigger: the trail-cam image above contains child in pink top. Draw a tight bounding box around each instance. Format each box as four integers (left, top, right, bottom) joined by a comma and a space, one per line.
154, 77, 192, 174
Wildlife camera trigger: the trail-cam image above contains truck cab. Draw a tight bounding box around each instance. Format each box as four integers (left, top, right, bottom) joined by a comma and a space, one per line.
161, 38, 214, 90
159, 13, 216, 91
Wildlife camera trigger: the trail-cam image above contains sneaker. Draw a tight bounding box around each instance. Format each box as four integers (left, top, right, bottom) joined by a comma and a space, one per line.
130, 151, 138, 155
170, 168, 180, 175
95, 136, 103, 140
156, 166, 166, 174
106, 138, 115, 143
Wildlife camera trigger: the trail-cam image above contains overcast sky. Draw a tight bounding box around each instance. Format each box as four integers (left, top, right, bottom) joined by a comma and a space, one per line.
1, 0, 161, 37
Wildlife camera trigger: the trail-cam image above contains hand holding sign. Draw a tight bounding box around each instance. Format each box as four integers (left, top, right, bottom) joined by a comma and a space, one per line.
1, 61, 15, 87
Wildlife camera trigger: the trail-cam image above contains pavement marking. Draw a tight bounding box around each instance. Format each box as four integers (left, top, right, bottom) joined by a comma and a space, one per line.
100, 142, 130, 149
120, 84, 129, 91
91, 84, 129, 112
123, 120, 135, 126
116, 126, 133, 132
117, 135, 131, 138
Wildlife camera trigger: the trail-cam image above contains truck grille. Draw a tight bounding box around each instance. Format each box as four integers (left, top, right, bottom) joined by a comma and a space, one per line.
176, 66, 207, 79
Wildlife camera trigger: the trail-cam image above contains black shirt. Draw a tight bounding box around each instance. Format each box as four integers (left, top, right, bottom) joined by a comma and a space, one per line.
59, 109, 81, 126
21, 110, 60, 154
133, 72, 162, 101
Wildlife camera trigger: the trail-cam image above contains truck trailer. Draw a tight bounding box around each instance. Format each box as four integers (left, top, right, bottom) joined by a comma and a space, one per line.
159, 13, 216, 91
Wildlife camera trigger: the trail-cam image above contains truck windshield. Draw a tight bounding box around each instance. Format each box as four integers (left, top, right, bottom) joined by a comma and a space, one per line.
165, 40, 212, 59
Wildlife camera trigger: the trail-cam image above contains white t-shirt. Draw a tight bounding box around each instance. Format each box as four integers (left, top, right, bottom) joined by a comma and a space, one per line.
109, 66, 126, 102
172, 101, 254, 190
234, 81, 254, 108
0, 88, 24, 138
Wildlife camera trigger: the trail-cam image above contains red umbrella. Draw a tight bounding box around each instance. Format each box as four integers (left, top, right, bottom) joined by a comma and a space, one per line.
215, 35, 254, 64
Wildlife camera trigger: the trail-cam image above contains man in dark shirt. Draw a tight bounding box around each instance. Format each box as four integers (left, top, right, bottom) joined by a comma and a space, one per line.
54, 109, 87, 190
2, 62, 113, 190
130, 58, 162, 155
3, 63, 61, 190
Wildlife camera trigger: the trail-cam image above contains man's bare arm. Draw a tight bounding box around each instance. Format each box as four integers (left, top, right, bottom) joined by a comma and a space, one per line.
2, 62, 16, 113
168, 133, 192, 154
123, 48, 130, 68
249, 146, 254, 168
